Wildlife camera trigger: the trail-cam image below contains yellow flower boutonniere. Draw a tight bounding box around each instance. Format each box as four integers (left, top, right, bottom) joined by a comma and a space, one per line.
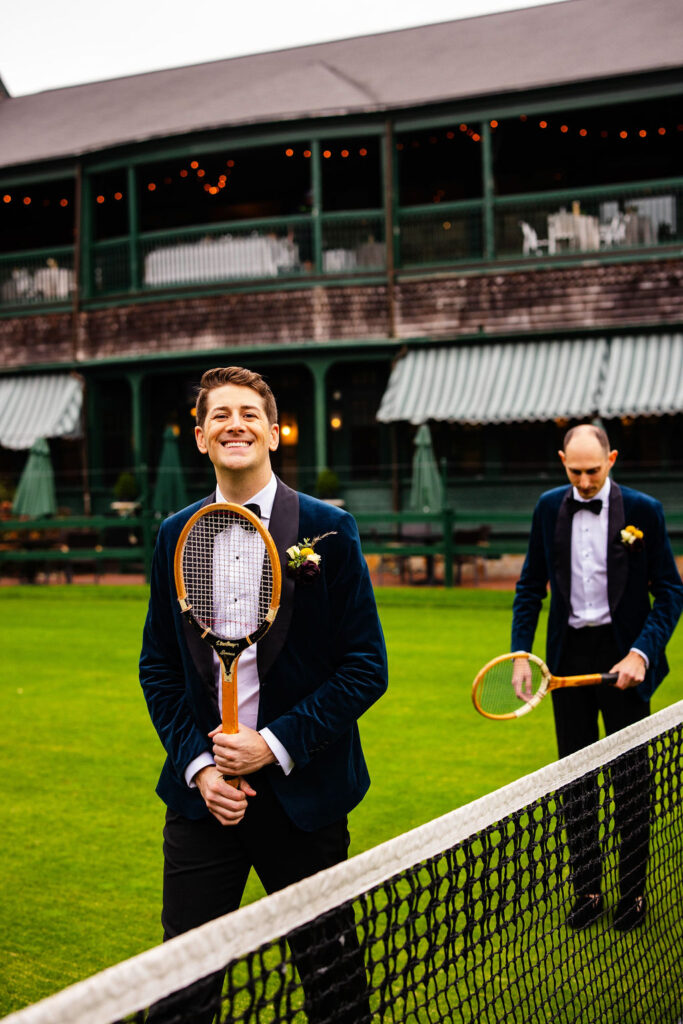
286, 532, 337, 584
620, 525, 644, 551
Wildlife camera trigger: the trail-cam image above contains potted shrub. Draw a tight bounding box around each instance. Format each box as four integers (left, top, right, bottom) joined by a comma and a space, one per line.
111, 472, 140, 516
316, 468, 344, 507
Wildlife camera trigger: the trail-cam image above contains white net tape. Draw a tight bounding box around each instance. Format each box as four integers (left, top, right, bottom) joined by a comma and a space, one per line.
5, 699, 683, 1024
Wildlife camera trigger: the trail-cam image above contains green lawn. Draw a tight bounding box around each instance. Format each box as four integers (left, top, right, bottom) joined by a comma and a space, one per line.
0, 585, 681, 1017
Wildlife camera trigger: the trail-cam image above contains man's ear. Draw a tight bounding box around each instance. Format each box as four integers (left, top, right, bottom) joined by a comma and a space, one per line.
608, 449, 618, 468
195, 424, 208, 454
269, 423, 280, 452
558, 450, 567, 466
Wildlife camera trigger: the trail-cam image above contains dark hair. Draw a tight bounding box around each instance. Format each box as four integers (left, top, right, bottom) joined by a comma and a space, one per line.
195, 367, 278, 428
562, 423, 610, 455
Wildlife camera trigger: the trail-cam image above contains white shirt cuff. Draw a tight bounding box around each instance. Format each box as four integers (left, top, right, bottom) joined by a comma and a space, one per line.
630, 647, 650, 670
185, 751, 215, 788
260, 727, 294, 776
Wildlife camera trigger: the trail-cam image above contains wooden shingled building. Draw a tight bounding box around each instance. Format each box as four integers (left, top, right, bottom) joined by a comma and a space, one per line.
0, 0, 681, 540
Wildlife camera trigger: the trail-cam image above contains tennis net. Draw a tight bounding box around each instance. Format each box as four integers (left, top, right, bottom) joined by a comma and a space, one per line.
5, 699, 683, 1024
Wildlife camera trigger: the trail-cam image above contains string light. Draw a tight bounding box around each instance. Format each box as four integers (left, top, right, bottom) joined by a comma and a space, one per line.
560, 124, 569, 133
147, 182, 156, 191
359, 148, 367, 156
579, 128, 588, 136
190, 161, 199, 169
96, 195, 105, 204
2, 194, 11, 204
341, 149, 349, 158
490, 120, 498, 128
113, 192, 123, 201
285, 148, 294, 157
23, 196, 31, 205
539, 120, 548, 129
180, 169, 188, 178
60, 198, 69, 207
303, 150, 311, 158
323, 150, 332, 159
619, 130, 628, 139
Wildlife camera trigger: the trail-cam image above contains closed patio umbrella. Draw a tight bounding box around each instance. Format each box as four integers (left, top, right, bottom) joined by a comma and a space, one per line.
12, 437, 57, 518
408, 423, 444, 513
152, 426, 188, 515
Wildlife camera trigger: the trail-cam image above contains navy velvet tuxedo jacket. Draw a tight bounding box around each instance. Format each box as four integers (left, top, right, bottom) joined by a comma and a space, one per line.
140, 478, 388, 831
511, 482, 683, 700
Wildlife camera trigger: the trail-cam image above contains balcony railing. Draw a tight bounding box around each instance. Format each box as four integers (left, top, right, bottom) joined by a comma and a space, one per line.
1, 177, 680, 310
494, 178, 682, 260
0, 246, 75, 308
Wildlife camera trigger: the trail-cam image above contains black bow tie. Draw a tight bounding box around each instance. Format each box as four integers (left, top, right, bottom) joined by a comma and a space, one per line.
235, 502, 261, 532
243, 503, 261, 519
568, 497, 602, 516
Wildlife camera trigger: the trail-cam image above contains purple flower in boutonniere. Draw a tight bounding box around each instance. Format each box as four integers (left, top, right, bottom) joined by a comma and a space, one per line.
286, 532, 337, 585
620, 524, 644, 551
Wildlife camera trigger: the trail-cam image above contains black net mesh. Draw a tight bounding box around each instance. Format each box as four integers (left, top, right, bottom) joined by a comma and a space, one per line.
12, 710, 683, 1024
129, 720, 682, 1024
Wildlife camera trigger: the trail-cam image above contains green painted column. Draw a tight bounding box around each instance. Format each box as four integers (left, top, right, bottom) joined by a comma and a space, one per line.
127, 165, 140, 291
308, 357, 333, 477
127, 371, 147, 502
310, 140, 323, 275
80, 171, 93, 300
481, 121, 496, 260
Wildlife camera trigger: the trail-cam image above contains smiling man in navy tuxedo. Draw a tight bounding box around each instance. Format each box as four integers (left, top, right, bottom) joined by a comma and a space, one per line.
511, 424, 683, 932
140, 366, 388, 1023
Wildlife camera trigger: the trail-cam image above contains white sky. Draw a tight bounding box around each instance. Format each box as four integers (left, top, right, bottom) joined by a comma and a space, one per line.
0, 0, 568, 97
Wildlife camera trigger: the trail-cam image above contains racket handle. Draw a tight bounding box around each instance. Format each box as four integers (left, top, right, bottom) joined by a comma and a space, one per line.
223, 775, 240, 789
601, 673, 619, 685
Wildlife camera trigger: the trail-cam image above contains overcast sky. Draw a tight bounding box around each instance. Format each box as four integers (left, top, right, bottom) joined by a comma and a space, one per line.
0, 0, 568, 97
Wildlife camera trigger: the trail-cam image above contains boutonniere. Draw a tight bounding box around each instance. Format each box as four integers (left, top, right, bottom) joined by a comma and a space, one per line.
620, 524, 644, 551
286, 532, 337, 585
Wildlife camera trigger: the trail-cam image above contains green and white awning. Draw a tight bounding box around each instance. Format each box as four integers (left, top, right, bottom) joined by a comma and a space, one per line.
0, 374, 84, 450
377, 338, 608, 425
599, 334, 683, 418
377, 334, 683, 425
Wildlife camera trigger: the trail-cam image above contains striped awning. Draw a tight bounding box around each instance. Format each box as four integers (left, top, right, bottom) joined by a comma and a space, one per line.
376, 339, 608, 425
0, 374, 84, 450
599, 334, 683, 418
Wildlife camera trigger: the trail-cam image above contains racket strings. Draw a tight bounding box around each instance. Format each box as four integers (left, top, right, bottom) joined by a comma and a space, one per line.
476, 657, 546, 716
182, 510, 274, 638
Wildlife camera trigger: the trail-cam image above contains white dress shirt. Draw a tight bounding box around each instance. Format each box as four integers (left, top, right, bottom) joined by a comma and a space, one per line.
568, 478, 612, 629
185, 474, 294, 786
567, 477, 648, 668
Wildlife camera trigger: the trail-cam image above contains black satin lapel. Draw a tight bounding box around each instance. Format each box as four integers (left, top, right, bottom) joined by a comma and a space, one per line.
201, 490, 217, 508
554, 489, 572, 610
608, 481, 628, 614
258, 477, 299, 682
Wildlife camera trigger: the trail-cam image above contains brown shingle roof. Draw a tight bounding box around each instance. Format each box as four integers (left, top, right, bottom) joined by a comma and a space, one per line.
0, 0, 681, 172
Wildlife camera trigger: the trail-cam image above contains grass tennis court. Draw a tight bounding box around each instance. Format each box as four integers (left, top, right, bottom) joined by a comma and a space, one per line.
1, 585, 681, 1017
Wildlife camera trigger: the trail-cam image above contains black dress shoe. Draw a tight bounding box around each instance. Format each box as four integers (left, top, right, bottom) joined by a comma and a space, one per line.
614, 894, 647, 932
568, 893, 603, 929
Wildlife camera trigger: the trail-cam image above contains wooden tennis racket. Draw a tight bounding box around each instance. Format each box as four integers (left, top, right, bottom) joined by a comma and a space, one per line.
174, 503, 282, 783
472, 651, 618, 720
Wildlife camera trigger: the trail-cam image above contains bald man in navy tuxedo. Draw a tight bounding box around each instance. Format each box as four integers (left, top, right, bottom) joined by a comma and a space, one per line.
140, 366, 387, 1023
511, 424, 682, 932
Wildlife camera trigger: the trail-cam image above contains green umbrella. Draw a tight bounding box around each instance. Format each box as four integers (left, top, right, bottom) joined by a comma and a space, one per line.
152, 426, 189, 515
12, 437, 57, 518
408, 423, 444, 513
